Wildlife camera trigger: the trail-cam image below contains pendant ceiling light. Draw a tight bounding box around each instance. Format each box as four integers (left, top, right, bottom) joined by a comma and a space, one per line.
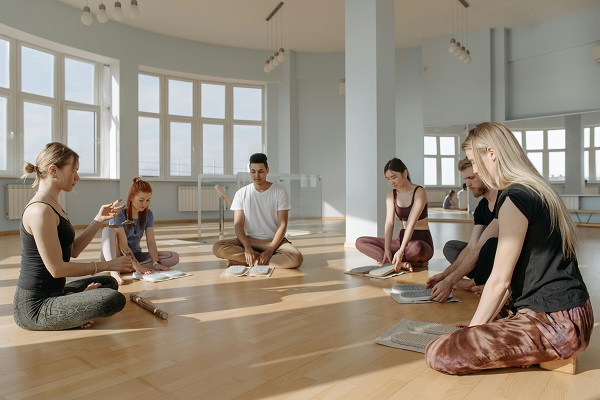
263, 2, 285, 74
80, 0, 141, 25
448, 0, 472, 64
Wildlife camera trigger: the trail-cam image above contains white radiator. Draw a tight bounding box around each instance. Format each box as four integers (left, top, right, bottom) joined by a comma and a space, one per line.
178, 186, 221, 212
425, 188, 448, 205
5, 184, 66, 220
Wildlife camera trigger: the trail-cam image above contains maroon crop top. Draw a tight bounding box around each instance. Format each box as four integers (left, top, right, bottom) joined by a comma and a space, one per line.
393, 186, 428, 221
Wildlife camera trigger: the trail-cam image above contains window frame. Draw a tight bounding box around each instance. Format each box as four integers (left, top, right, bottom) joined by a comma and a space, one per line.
0, 33, 112, 178
423, 134, 460, 187
513, 128, 566, 182
138, 69, 265, 179
584, 126, 600, 182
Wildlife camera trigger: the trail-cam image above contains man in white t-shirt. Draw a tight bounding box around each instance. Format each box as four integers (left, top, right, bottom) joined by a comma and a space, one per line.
212, 153, 303, 269
457, 183, 468, 211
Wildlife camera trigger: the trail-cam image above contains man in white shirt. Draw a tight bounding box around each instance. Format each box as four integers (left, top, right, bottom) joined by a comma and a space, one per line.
212, 153, 303, 269
457, 183, 468, 210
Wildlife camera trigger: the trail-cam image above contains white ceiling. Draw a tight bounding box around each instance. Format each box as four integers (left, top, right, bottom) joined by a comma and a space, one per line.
58, 0, 600, 53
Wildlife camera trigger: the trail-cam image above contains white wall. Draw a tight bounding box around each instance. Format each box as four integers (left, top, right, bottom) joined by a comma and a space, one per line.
0, 0, 286, 231
506, 4, 600, 119
421, 29, 492, 126
296, 53, 346, 218
2, 0, 600, 232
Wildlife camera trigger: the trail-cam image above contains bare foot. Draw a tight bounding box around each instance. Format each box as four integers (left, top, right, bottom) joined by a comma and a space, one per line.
471, 284, 485, 298
111, 271, 124, 285
84, 282, 102, 291
135, 265, 153, 274
453, 278, 476, 291
80, 320, 95, 329
394, 262, 413, 273
154, 264, 171, 271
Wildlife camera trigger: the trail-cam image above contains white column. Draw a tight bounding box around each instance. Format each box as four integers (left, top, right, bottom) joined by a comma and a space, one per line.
564, 114, 584, 194
345, 0, 396, 245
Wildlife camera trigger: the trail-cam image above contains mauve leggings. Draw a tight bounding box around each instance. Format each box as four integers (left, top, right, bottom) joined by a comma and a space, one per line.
355, 229, 434, 264
425, 299, 593, 375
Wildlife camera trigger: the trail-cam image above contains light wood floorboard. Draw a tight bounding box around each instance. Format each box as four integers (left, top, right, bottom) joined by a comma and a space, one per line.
0, 219, 598, 400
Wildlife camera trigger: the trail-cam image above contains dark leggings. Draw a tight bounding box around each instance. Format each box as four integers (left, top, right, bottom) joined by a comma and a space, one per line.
443, 237, 498, 285
13, 275, 126, 331
355, 229, 434, 264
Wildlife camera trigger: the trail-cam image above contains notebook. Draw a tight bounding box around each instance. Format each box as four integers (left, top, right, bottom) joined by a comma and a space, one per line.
345, 264, 405, 279
132, 269, 192, 282
383, 283, 459, 303
220, 265, 274, 277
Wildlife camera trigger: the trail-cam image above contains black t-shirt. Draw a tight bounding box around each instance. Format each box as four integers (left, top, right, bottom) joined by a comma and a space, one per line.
473, 197, 495, 226
496, 184, 589, 313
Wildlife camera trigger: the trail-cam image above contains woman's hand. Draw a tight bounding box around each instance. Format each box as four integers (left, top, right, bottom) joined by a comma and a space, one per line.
94, 199, 125, 223
380, 249, 392, 265
392, 250, 404, 271
106, 256, 135, 274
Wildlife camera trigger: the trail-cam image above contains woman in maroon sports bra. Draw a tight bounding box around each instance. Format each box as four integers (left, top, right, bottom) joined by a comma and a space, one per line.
355, 158, 434, 272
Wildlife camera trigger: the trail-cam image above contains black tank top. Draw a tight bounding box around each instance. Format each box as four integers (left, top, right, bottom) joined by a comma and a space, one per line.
18, 202, 75, 292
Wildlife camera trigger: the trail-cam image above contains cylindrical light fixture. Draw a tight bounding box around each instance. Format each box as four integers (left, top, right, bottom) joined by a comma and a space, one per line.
113, 1, 124, 21
264, 60, 271, 73
81, 5, 93, 25
277, 48, 285, 63
448, 38, 458, 54
463, 50, 471, 64
97, 3, 109, 23
129, 0, 141, 19
458, 46, 467, 60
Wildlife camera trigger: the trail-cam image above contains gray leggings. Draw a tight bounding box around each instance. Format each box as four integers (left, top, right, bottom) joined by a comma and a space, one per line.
13, 275, 126, 331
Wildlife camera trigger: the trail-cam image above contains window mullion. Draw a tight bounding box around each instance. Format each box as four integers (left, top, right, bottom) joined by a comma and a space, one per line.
437, 137, 442, 185
160, 74, 168, 178
225, 83, 233, 175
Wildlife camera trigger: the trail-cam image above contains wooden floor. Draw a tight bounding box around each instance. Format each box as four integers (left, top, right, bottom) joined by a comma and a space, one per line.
1, 219, 599, 400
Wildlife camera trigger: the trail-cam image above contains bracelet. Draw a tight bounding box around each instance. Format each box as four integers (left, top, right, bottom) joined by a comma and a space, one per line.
153, 261, 161, 267
91, 261, 98, 276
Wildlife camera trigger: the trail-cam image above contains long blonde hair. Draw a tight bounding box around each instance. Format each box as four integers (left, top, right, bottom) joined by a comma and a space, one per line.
462, 122, 578, 258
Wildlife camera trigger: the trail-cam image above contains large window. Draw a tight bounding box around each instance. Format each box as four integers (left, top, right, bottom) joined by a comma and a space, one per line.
512, 129, 566, 181
0, 34, 111, 177
138, 71, 264, 178
424, 135, 458, 186
584, 126, 600, 182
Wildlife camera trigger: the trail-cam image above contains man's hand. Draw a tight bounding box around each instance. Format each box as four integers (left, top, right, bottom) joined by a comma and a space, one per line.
257, 248, 275, 265
244, 248, 258, 266
428, 278, 454, 303
425, 272, 445, 288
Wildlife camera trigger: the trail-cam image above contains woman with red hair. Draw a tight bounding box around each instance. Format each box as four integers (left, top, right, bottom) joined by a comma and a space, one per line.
101, 177, 179, 284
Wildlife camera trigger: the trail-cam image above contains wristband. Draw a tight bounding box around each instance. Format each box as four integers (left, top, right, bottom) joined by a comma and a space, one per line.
153, 261, 161, 267
91, 261, 98, 276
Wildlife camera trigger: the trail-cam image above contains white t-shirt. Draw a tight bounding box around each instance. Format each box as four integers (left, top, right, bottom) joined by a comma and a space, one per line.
230, 182, 291, 240
457, 189, 467, 209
